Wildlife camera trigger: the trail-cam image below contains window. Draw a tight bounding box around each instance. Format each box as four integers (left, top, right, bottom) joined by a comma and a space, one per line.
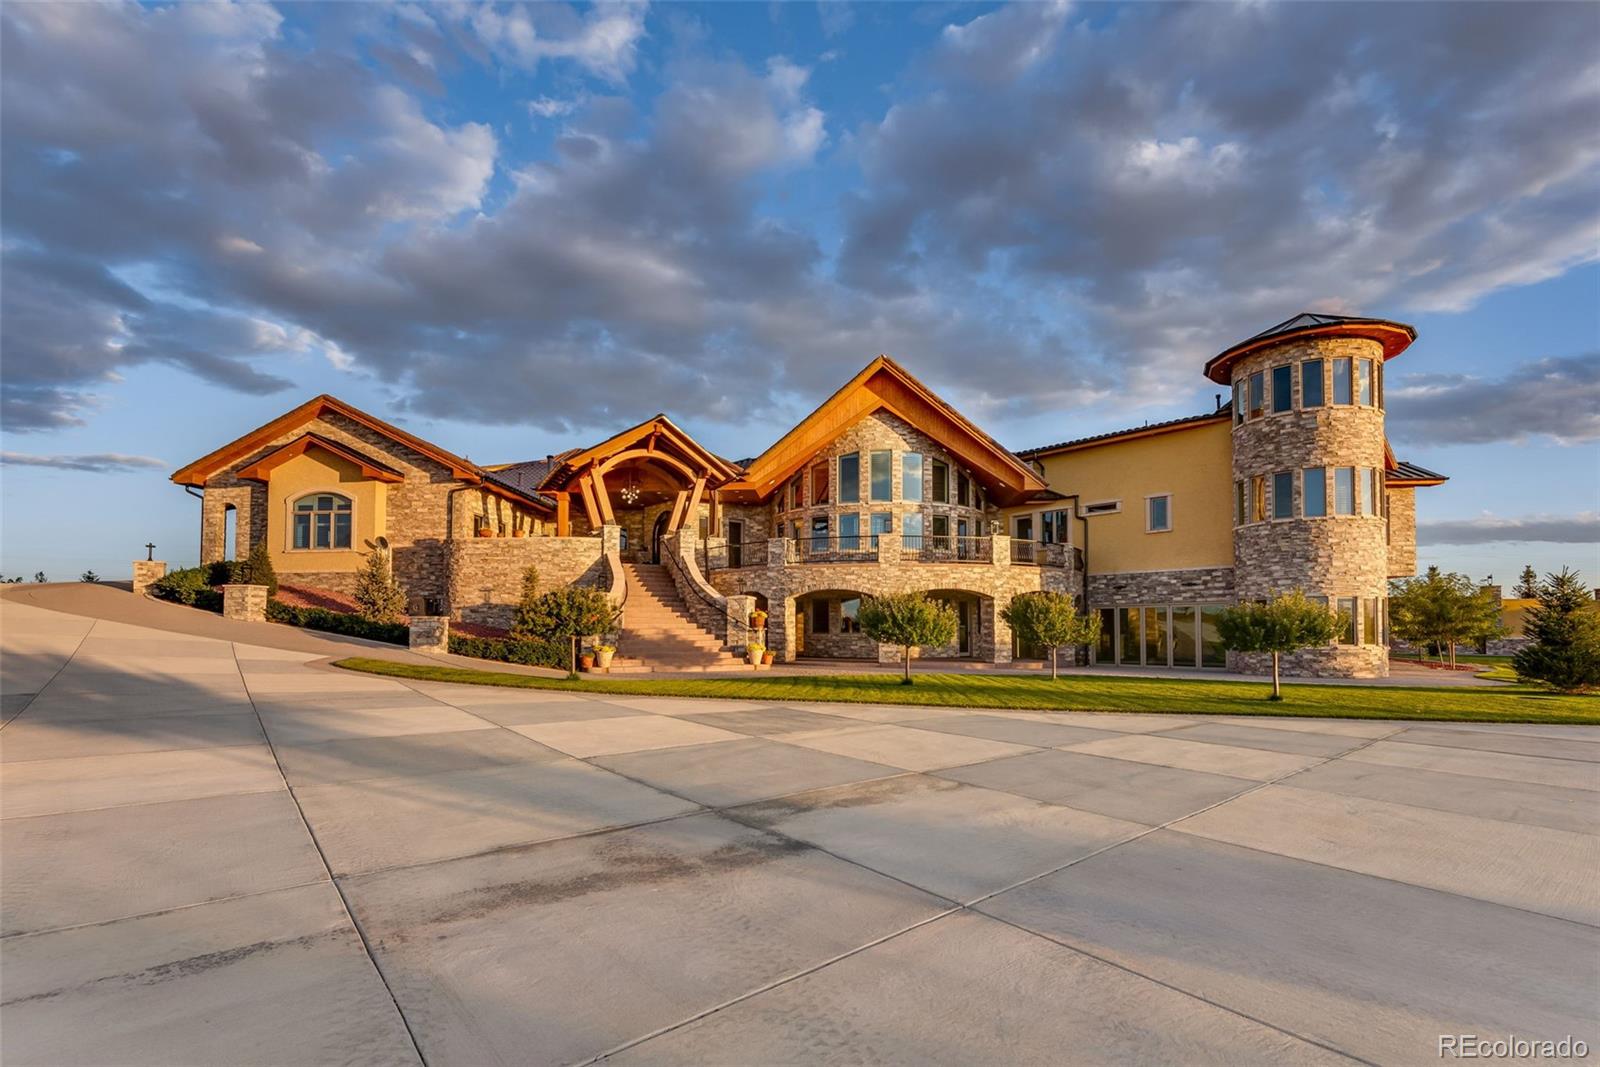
1272, 471, 1294, 520
810, 461, 829, 506
619, 529, 629, 552
1096, 608, 1115, 662
1366, 468, 1381, 516
1303, 467, 1327, 517
787, 474, 802, 511
1172, 607, 1198, 668
810, 515, 829, 553
1333, 357, 1353, 404
903, 511, 924, 549
1233, 380, 1246, 425
1334, 467, 1356, 515
957, 471, 971, 507
931, 514, 950, 551
1041, 509, 1070, 544
1363, 598, 1380, 645
870, 450, 892, 501
1144, 605, 1168, 666
1014, 515, 1034, 542
1249, 370, 1265, 420
1235, 480, 1246, 525
811, 599, 829, 634
1337, 597, 1357, 644
1301, 359, 1324, 407
1251, 475, 1268, 523
1200, 605, 1228, 667
1147, 495, 1171, 532
293, 493, 352, 550
1271, 365, 1293, 413
1357, 359, 1373, 406
932, 460, 950, 503
1376, 361, 1384, 410
840, 598, 861, 634
1119, 607, 1141, 665
838, 453, 860, 503
902, 453, 923, 502
839, 512, 861, 551
870, 511, 892, 547
1082, 500, 1120, 516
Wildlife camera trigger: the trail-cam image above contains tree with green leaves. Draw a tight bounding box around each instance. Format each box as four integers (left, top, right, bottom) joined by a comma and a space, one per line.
1215, 591, 1343, 700
353, 541, 408, 623
858, 592, 958, 684
1514, 565, 1540, 599
508, 565, 543, 642
242, 539, 278, 596
516, 585, 619, 677
80, 570, 100, 583
1002, 591, 1101, 680
1512, 568, 1600, 692
1388, 566, 1504, 667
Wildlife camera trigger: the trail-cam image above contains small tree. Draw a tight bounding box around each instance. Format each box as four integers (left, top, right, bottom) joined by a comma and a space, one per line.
1389, 567, 1503, 667
354, 542, 408, 623
1514, 565, 1540, 599
1513, 568, 1600, 692
508, 565, 543, 642
518, 586, 619, 678
1215, 591, 1343, 700
33, 571, 47, 583
1002, 591, 1101, 680
242, 539, 278, 596
80, 570, 100, 583
857, 592, 958, 684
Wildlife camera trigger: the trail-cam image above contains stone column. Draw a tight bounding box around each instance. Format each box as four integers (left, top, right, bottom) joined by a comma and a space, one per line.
409, 616, 449, 653
600, 523, 623, 556
767, 593, 795, 662
983, 596, 1014, 664
767, 537, 789, 567
725, 594, 755, 653
990, 535, 1011, 567
131, 560, 167, 596
220, 584, 267, 622
876, 532, 902, 565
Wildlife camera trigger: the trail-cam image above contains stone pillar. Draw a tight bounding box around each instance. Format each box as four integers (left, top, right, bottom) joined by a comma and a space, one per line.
983, 596, 1014, 664
877, 532, 902, 565
220, 584, 267, 622
600, 523, 623, 556
767, 537, 789, 567
131, 560, 167, 597
409, 616, 449, 653
990, 535, 1011, 567
725, 594, 755, 653
767, 593, 796, 662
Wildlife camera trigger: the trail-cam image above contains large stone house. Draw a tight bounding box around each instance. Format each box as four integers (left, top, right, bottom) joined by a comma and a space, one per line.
173, 313, 1445, 676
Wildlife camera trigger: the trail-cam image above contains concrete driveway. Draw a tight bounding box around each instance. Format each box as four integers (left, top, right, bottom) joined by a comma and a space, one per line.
2, 596, 1597, 1066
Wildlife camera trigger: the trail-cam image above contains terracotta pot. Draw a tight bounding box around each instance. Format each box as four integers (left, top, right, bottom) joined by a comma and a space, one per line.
761, 651, 775, 665
580, 654, 595, 671
749, 611, 768, 628
475, 527, 493, 538
512, 528, 527, 538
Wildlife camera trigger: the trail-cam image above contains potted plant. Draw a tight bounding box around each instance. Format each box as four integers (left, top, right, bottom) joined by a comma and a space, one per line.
746, 641, 764, 665
594, 644, 616, 670
749, 608, 768, 629
512, 526, 527, 538
475, 518, 493, 538
761, 649, 775, 666
580, 648, 596, 671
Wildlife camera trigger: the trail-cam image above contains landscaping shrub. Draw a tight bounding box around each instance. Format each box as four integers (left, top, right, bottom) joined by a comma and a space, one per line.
354, 542, 407, 622
150, 565, 223, 611
449, 633, 570, 669
1513, 568, 1600, 692
242, 540, 278, 596
265, 599, 408, 645
207, 560, 246, 587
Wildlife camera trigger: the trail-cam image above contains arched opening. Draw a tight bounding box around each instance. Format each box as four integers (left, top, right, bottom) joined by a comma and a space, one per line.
793, 588, 872, 660
651, 512, 670, 564
222, 504, 238, 560
924, 588, 990, 659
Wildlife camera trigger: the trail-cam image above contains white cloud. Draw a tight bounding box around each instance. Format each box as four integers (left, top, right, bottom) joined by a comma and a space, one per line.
1419, 512, 1600, 546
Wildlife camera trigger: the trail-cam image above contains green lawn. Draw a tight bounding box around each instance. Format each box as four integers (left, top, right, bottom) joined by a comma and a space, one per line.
332, 658, 1599, 724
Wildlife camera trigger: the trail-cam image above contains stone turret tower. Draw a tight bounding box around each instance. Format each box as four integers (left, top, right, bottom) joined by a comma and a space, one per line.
1206, 313, 1416, 678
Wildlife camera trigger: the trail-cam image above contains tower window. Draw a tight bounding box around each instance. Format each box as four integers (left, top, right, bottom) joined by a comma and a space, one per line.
1234, 380, 1246, 425
1337, 598, 1358, 644
1302, 467, 1327, 517
1248, 370, 1265, 420
870, 451, 892, 501
1301, 359, 1324, 407
1334, 467, 1356, 515
837, 452, 860, 503
1251, 475, 1268, 523
1271, 365, 1293, 413
1272, 471, 1294, 520
902, 453, 923, 502
1333, 358, 1353, 404
1357, 359, 1374, 406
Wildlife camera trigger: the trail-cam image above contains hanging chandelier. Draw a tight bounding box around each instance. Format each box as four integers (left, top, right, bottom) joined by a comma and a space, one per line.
619, 470, 641, 505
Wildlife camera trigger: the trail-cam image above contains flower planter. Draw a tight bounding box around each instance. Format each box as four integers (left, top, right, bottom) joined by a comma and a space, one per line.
595, 647, 615, 669
761, 651, 775, 666
746, 647, 764, 666
512, 529, 527, 538
580, 654, 595, 672
749, 611, 768, 629
475, 527, 493, 538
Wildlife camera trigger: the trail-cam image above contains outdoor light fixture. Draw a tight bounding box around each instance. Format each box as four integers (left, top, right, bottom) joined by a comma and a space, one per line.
620, 471, 641, 505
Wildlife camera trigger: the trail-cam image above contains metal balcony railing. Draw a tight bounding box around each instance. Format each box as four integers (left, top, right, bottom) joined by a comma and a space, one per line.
917, 535, 991, 563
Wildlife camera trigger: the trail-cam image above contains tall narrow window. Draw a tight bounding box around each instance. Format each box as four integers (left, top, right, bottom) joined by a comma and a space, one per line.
870, 511, 892, 547
1119, 608, 1141, 665
902, 453, 923, 502
1363, 598, 1380, 645
840, 598, 861, 634
811, 599, 829, 634
293, 493, 353, 550
1235, 480, 1246, 525
837, 452, 860, 503
1337, 597, 1357, 644
1234, 380, 1246, 424
1200, 605, 1227, 667
1376, 361, 1385, 409
869, 451, 892, 502
931, 514, 950, 551
1272, 471, 1294, 520
1271, 365, 1293, 413
839, 512, 861, 551
931, 460, 949, 503
1172, 607, 1198, 668
1366, 469, 1381, 516
810, 515, 829, 553
1249, 370, 1265, 419
788, 474, 802, 511
1357, 359, 1373, 405
1251, 475, 1268, 523
1014, 515, 1034, 542
902, 512, 924, 549
810, 460, 829, 506
956, 471, 971, 507
1147, 495, 1171, 532
1333, 357, 1353, 404
1301, 359, 1324, 407
1302, 467, 1327, 517
1335, 467, 1356, 515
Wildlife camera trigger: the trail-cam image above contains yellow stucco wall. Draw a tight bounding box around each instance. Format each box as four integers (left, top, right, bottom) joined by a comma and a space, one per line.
1015, 420, 1234, 574
266, 450, 388, 573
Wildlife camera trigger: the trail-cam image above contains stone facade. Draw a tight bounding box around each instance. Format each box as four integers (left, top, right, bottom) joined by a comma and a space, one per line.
220, 583, 267, 622
408, 616, 449, 653
1229, 336, 1391, 677
1086, 567, 1235, 606
1386, 486, 1417, 577
447, 537, 608, 629
131, 560, 167, 597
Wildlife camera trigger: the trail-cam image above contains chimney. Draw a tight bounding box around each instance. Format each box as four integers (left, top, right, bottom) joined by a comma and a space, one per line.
1214, 393, 1222, 412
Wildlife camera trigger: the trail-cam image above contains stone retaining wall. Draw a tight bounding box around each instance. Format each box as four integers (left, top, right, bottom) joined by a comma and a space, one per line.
448, 536, 606, 629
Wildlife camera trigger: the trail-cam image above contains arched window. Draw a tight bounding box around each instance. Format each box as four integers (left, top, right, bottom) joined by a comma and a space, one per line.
293, 493, 352, 549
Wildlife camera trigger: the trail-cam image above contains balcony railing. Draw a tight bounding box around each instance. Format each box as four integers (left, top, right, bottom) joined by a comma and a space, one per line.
794, 535, 879, 564
703, 535, 1077, 570
703, 540, 771, 570
917, 535, 991, 563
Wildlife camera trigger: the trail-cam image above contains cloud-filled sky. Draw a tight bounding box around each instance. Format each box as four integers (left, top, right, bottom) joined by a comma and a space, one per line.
1, 1, 1596, 583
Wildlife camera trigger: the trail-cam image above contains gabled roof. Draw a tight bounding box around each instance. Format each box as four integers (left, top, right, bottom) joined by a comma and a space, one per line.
534, 415, 742, 492
235, 433, 404, 484
1205, 312, 1416, 384
171, 394, 553, 513
1389, 460, 1448, 487
1017, 405, 1231, 458
728, 355, 1048, 507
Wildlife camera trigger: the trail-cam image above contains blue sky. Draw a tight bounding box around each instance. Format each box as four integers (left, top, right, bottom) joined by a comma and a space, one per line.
2, 1, 1596, 585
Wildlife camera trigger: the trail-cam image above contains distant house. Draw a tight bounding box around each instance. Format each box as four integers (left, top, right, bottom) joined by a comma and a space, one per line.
174, 313, 1445, 677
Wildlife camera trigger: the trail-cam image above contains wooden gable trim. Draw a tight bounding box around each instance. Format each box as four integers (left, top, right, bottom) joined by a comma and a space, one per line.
542, 415, 740, 492
173, 394, 481, 486
235, 433, 404, 484
731, 356, 1047, 504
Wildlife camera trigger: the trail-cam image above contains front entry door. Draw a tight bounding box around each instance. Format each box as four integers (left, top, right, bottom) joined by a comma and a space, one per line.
651, 513, 669, 564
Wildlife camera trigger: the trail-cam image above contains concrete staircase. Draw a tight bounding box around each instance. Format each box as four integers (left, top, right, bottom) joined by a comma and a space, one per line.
610, 563, 747, 672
